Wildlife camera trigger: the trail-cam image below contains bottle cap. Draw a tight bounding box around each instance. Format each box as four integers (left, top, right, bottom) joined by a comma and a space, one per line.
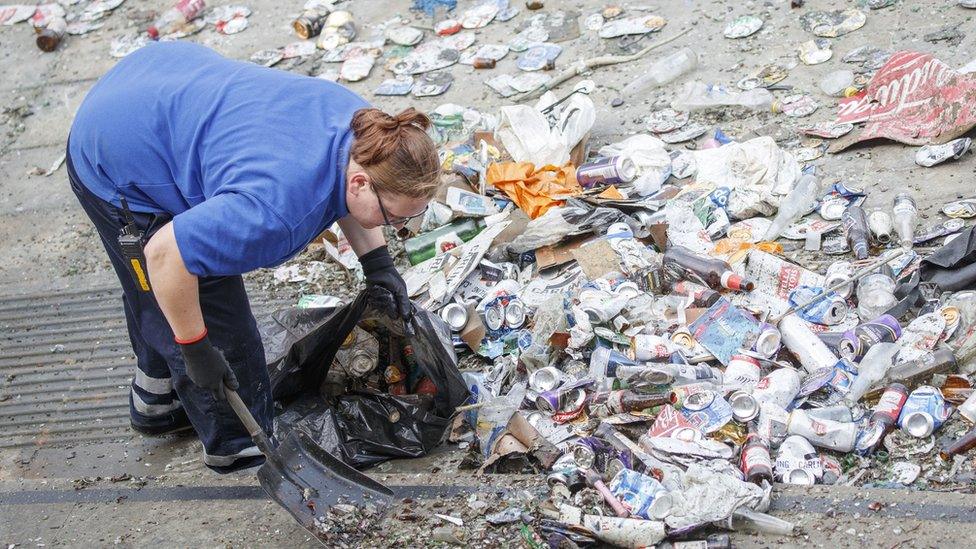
720, 271, 754, 291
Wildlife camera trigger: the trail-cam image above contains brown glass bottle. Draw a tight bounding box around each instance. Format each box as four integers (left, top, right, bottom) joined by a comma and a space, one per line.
940, 427, 976, 461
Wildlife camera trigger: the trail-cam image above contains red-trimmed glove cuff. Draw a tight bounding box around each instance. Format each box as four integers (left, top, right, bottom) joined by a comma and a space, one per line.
175, 328, 208, 345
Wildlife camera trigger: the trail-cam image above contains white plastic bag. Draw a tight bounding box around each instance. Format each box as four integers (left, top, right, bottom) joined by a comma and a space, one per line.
496, 105, 570, 166
599, 134, 672, 196
691, 136, 801, 219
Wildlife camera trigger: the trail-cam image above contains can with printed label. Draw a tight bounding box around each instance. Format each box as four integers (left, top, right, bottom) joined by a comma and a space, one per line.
576, 155, 638, 188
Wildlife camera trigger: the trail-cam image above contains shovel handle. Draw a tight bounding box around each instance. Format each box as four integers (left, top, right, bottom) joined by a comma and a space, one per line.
225, 387, 273, 457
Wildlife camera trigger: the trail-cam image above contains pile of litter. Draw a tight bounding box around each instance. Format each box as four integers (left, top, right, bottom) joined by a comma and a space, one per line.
1, 1, 253, 54
271, 3, 976, 546
39, 0, 972, 546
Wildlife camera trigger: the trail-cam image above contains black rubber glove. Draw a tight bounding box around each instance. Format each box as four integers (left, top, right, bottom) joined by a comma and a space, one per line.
360, 245, 412, 320
179, 333, 239, 400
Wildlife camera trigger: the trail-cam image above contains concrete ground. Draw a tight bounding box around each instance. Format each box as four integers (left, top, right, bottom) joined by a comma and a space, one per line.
3, 0, 976, 546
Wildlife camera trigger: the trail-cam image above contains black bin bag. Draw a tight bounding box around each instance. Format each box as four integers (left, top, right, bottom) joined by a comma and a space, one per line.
260, 288, 469, 469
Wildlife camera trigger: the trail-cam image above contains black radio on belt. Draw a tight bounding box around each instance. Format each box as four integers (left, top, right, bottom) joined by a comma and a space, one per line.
118, 197, 152, 292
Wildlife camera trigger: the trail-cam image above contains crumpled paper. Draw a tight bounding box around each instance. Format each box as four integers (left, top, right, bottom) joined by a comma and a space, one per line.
692, 136, 801, 219
487, 162, 580, 219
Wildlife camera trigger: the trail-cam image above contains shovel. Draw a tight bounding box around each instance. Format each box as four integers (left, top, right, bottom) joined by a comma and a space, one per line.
225, 388, 394, 544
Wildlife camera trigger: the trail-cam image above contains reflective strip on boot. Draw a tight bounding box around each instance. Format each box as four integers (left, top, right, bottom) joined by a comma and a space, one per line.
203, 445, 263, 467
131, 387, 181, 416
134, 369, 173, 396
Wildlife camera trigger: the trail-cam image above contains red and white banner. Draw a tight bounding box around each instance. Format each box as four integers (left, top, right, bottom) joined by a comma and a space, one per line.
833, 51, 976, 149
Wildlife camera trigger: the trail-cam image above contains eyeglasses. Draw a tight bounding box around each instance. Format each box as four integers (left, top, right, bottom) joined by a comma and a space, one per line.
374, 187, 428, 227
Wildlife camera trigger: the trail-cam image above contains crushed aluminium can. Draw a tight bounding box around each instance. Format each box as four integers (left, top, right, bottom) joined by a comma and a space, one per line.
724, 354, 762, 389
898, 385, 951, 438
571, 436, 617, 471
753, 323, 782, 358
529, 366, 567, 393
915, 137, 972, 167
679, 390, 733, 433
728, 390, 760, 422
824, 260, 855, 299
838, 314, 902, 361
753, 368, 801, 409
536, 381, 590, 413
440, 302, 469, 332
870, 383, 909, 429
942, 198, 976, 219
504, 298, 527, 328
787, 409, 857, 452
788, 286, 848, 325
913, 218, 966, 245
608, 468, 670, 520
576, 156, 637, 188
775, 435, 823, 485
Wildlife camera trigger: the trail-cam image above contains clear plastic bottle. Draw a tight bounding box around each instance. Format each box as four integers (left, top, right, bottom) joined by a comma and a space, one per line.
856, 273, 897, 320
622, 47, 699, 96
845, 342, 900, 404
818, 69, 855, 97
671, 81, 774, 112
763, 174, 821, 241
147, 0, 206, 39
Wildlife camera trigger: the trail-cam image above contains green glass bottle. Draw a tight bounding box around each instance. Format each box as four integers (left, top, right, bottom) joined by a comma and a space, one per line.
404, 218, 487, 265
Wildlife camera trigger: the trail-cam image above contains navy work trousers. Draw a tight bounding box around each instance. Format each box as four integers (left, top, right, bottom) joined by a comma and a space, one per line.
67, 150, 272, 473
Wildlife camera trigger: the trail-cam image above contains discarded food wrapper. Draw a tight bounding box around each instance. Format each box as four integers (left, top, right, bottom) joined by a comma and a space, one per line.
598, 14, 667, 38
798, 38, 833, 65
724, 15, 763, 39
412, 71, 454, 97
374, 75, 414, 96
516, 43, 562, 72
800, 8, 867, 37
688, 298, 762, 366
799, 122, 854, 139
205, 5, 251, 35
658, 122, 709, 144
460, 2, 498, 29
487, 163, 580, 219
773, 94, 819, 118
459, 44, 509, 65
392, 41, 461, 75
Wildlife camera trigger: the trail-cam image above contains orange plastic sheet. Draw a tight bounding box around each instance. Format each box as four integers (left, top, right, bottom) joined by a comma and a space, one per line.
486, 162, 581, 219
712, 239, 783, 265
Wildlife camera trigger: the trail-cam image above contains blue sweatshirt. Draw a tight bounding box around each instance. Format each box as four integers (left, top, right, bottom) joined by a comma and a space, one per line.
69, 41, 368, 277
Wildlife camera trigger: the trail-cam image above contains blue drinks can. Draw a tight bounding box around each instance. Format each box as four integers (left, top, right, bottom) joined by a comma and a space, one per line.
898, 385, 951, 438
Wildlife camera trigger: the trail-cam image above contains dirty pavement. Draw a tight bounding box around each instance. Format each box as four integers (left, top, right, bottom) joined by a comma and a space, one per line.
5, 0, 976, 547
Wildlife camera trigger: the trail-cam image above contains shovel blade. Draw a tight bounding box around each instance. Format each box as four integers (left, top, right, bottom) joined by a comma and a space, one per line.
256, 430, 394, 544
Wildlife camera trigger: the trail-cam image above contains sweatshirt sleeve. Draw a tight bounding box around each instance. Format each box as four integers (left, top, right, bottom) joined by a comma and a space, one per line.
171, 191, 294, 277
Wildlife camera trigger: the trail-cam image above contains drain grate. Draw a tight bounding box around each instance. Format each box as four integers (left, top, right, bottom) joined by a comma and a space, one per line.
0, 285, 285, 449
